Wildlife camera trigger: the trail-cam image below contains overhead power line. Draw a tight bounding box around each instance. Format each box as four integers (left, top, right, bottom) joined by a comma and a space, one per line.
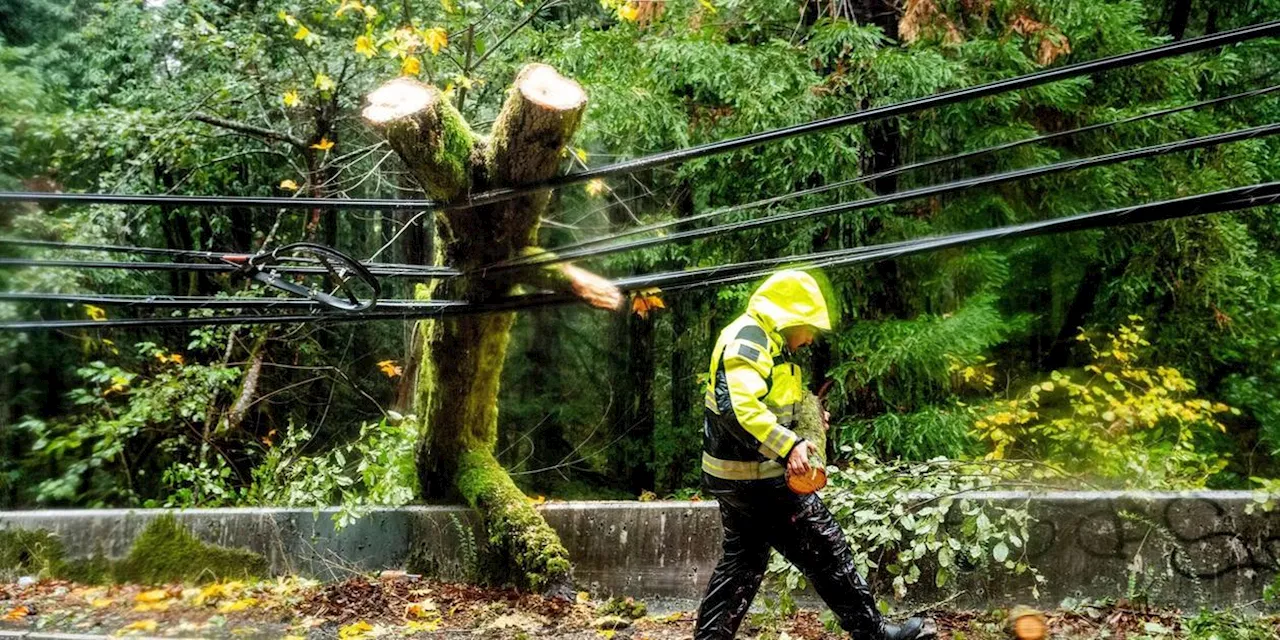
0, 256, 455, 278
0, 20, 1275, 213
481, 122, 1280, 272
4, 181, 1277, 330
504, 83, 1280, 266
5, 123, 1276, 286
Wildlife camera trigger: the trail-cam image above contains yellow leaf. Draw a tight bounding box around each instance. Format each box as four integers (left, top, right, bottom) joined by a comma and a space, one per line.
377, 360, 403, 378
282, 90, 301, 108
355, 35, 377, 58
422, 27, 448, 55
280, 179, 300, 191
135, 589, 169, 604
132, 601, 170, 612
618, 3, 639, 21
310, 137, 335, 152
293, 25, 312, 41
698, 0, 718, 12
278, 11, 298, 26
218, 597, 258, 613
315, 73, 335, 92
573, 147, 588, 163
118, 619, 158, 634
91, 598, 115, 609
338, 620, 375, 639
441, 0, 456, 13
401, 56, 422, 76
630, 289, 665, 319
576, 591, 590, 603
85, 304, 107, 321
363, 5, 378, 18
3, 606, 30, 621
335, 0, 364, 16
598, 630, 616, 639
404, 599, 439, 618
585, 179, 608, 197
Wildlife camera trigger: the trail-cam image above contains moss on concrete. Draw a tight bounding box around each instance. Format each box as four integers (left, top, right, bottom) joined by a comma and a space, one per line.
0, 528, 67, 579
113, 515, 268, 585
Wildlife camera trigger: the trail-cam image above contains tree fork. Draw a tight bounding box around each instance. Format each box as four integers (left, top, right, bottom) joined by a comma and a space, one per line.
365, 64, 615, 595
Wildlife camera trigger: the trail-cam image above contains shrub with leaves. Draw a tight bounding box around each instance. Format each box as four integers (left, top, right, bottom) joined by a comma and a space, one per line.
973, 318, 1236, 488
767, 443, 1046, 610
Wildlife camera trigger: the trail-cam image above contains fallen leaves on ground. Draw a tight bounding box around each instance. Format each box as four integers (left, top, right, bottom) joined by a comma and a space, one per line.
2, 576, 1278, 639
116, 618, 158, 635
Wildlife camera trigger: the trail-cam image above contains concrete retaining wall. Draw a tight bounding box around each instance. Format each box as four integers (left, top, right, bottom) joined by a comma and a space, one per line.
1, 492, 1276, 609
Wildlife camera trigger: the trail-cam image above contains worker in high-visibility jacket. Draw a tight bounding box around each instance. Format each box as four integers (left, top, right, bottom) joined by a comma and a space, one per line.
694, 270, 935, 640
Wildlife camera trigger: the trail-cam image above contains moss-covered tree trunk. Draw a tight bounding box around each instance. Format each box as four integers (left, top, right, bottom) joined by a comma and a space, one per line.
364, 64, 617, 596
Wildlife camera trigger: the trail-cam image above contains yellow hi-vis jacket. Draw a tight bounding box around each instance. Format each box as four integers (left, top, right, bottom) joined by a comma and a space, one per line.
702, 270, 832, 481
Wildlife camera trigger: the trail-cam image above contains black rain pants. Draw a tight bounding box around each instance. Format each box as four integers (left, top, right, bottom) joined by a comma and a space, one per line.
693, 474, 884, 639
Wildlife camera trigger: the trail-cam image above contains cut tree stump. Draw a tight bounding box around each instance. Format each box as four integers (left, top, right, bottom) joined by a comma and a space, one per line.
364, 63, 616, 596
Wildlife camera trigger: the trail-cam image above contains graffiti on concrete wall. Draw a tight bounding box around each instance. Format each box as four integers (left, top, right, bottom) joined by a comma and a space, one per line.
1019, 497, 1280, 580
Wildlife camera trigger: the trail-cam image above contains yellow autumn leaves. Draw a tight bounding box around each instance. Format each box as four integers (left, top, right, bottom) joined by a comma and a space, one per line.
971, 318, 1238, 486
275, 4, 448, 114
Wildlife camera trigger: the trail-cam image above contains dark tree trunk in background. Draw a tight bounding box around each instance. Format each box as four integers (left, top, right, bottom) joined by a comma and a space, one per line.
1169, 0, 1193, 40
1041, 257, 1130, 369
662, 181, 709, 493
604, 179, 656, 494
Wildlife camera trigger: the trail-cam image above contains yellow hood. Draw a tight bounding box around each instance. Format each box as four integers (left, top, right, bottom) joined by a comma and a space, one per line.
746, 270, 832, 335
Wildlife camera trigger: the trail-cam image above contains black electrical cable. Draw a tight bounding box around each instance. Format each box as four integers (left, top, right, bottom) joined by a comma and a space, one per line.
0, 256, 458, 278
5, 181, 1277, 330
489, 122, 1280, 273
498, 83, 1280, 267
6, 122, 1273, 287
0, 238, 461, 278
0, 20, 1275, 214
651, 183, 1280, 292
0, 238, 239, 260
0, 292, 437, 309
6, 122, 1274, 287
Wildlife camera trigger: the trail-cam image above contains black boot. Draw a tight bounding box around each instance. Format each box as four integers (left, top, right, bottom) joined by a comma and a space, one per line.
879, 617, 937, 640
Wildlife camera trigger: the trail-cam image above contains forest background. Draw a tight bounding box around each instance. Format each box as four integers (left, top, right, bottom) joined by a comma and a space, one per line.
1, 0, 1279, 526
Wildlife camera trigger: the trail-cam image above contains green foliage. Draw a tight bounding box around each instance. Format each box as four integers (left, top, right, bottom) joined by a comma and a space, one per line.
768, 444, 1043, 607
1183, 609, 1279, 640
1, 0, 1280, 511
19, 341, 240, 506
165, 416, 419, 528
972, 319, 1236, 487
834, 404, 979, 461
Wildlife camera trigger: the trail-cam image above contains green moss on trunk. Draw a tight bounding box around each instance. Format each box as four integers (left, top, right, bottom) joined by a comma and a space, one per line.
455, 449, 572, 593
368, 63, 591, 595
796, 391, 827, 466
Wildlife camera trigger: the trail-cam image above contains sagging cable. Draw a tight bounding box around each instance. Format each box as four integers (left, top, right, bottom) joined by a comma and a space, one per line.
4, 181, 1277, 330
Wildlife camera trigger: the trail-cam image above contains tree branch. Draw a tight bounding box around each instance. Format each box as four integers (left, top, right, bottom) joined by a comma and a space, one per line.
193, 112, 307, 149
